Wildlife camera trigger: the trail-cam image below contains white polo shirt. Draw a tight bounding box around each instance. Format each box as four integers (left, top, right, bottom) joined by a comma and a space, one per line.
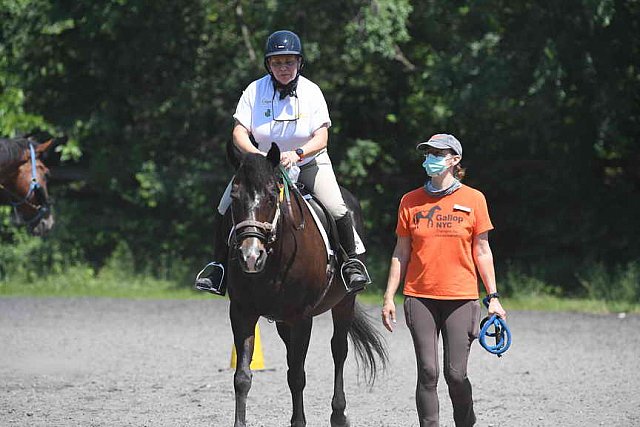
233, 74, 331, 166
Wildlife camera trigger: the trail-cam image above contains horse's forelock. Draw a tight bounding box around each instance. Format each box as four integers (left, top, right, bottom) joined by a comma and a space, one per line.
236, 153, 277, 194
0, 137, 33, 167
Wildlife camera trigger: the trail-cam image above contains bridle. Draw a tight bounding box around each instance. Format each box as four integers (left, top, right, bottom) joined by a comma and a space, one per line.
232, 202, 281, 249
0, 143, 51, 227
229, 166, 305, 251
230, 185, 282, 253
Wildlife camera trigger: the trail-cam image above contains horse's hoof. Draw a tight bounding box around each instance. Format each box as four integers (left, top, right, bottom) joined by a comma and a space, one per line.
330, 413, 350, 427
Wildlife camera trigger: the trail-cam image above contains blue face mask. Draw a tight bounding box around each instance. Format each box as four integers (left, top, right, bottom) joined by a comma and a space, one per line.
422, 154, 450, 177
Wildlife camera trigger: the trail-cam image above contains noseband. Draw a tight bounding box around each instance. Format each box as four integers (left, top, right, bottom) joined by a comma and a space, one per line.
231, 199, 281, 248
0, 143, 51, 227
230, 166, 306, 250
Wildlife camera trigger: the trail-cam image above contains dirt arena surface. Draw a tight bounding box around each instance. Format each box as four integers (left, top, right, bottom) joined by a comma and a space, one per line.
1, 297, 639, 426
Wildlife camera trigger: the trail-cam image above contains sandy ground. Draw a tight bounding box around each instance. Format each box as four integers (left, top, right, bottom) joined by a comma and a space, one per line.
1, 297, 639, 426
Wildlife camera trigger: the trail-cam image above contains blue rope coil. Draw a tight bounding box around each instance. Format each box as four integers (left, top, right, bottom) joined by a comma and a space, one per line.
479, 296, 512, 357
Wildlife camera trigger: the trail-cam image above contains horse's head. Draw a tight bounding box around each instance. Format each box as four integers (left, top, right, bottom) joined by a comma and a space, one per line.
230, 143, 282, 274
1, 139, 55, 236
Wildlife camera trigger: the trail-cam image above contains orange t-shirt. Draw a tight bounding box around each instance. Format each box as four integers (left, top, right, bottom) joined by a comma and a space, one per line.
396, 184, 494, 300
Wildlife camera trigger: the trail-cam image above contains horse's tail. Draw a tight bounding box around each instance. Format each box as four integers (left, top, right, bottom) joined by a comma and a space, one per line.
348, 301, 389, 386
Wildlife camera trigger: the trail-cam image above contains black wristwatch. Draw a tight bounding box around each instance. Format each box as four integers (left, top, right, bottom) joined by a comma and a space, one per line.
486, 292, 500, 301
295, 148, 304, 159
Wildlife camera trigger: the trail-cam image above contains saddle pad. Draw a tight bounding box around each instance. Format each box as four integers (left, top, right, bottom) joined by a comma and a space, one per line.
302, 195, 333, 262
302, 195, 366, 258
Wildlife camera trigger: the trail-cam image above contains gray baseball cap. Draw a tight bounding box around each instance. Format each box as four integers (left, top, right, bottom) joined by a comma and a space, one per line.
416, 134, 462, 157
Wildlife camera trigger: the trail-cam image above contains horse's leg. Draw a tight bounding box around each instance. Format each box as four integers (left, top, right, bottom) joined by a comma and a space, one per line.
329, 295, 355, 427
230, 302, 259, 427
276, 318, 313, 427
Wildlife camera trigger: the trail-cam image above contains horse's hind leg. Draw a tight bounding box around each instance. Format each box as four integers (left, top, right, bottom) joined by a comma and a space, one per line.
230, 302, 259, 427
329, 295, 355, 427
276, 318, 313, 427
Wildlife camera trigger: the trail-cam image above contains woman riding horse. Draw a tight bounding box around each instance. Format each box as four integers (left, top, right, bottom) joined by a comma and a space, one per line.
195, 30, 370, 296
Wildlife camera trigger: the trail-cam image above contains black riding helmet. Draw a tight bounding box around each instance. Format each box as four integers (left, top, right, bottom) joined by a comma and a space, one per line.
263, 30, 305, 73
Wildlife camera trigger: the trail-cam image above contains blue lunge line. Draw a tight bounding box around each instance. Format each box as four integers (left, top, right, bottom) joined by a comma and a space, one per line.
479, 295, 512, 357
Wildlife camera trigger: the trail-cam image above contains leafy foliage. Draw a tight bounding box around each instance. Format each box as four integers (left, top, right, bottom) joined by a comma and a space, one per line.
1, 0, 638, 296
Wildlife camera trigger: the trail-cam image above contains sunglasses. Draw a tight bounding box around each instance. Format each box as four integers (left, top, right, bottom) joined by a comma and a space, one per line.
269, 58, 299, 68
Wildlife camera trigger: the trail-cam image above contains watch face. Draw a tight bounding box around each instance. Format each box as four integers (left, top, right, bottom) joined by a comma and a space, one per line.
295, 148, 304, 155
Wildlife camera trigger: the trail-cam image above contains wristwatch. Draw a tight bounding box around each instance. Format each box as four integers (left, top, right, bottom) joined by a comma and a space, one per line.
486, 292, 500, 301
295, 148, 304, 159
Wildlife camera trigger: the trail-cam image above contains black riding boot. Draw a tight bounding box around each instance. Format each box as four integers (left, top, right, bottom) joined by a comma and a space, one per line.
335, 214, 371, 294
195, 212, 228, 296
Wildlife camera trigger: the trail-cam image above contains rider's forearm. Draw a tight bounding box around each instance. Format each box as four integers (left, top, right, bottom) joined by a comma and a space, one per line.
297, 125, 328, 158
232, 123, 263, 155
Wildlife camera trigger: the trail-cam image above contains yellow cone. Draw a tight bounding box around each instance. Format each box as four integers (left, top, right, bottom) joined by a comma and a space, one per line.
230, 323, 265, 370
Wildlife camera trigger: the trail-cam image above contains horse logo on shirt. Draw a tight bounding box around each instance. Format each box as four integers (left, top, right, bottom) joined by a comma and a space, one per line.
414, 205, 441, 228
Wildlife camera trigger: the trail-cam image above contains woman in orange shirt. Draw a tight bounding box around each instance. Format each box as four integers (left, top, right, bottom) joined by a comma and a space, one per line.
381, 133, 506, 427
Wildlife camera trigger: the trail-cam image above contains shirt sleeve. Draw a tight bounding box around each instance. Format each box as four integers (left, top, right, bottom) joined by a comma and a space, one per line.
233, 82, 255, 130
308, 86, 331, 133
473, 192, 494, 235
395, 195, 412, 237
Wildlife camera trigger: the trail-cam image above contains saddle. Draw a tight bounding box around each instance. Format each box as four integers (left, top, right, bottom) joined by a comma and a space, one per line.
296, 183, 341, 262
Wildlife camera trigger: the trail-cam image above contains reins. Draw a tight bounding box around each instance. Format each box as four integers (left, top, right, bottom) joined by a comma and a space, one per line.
278, 165, 305, 231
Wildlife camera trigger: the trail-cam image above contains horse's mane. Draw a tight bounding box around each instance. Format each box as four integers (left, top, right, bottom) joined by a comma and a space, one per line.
0, 137, 31, 167
236, 153, 278, 193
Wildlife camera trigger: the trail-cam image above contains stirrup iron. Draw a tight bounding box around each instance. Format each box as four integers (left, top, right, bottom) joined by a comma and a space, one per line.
340, 258, 371, 294
194, 262, 226, 295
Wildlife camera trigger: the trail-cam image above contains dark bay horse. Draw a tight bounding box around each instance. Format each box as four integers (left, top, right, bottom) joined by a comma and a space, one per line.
0, 137, 54, 235
225, 143, 387, 427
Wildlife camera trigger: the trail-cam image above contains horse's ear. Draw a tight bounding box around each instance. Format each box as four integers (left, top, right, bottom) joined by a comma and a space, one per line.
35, 139, 54, 155
266, 142, 280, 168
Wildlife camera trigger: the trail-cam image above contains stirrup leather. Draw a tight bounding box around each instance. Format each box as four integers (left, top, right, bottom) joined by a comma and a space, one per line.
340, 258, 371, 293
194, 262, 226, 295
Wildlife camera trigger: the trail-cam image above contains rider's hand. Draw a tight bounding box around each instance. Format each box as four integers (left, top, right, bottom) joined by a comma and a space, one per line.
280, 151, 300, 168
382, 298, 397, 332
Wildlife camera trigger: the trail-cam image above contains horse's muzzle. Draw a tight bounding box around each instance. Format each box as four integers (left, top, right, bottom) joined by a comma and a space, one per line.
237, 237, 268, 274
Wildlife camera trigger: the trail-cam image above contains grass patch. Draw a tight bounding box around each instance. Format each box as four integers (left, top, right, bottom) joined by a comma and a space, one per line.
0, 271, 212, 299
2, 277, 639, 314
0, 240, 221, 300
507, 295, 639, 314
1, 239, 638, 313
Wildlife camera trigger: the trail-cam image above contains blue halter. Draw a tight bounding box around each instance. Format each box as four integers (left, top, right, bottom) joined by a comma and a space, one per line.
479, 295, 512, 357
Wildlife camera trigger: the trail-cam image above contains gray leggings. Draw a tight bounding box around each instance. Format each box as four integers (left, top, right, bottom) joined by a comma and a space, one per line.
404, 297, 481, 427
